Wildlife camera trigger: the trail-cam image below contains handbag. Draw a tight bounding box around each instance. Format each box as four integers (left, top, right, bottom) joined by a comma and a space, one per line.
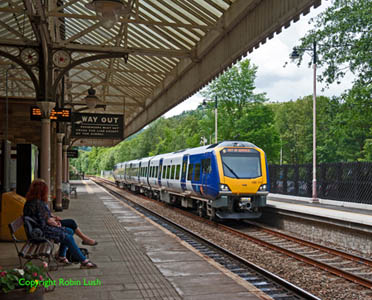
66, 247, 89, 263
23, 216, 46, 242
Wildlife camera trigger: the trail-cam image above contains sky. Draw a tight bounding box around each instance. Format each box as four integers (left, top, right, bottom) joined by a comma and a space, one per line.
163, 0, 353, 118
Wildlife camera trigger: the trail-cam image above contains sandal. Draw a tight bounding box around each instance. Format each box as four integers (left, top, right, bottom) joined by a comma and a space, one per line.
56, 256, 72, 265
82, 240, 98, 246
80, 260, 98, 269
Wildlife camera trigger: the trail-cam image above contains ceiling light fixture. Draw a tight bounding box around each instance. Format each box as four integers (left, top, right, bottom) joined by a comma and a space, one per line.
86, 0, 133, 29
84, 87, 99, 109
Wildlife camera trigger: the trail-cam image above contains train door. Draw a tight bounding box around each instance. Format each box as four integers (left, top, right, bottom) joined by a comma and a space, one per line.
146, 160, 151, 186
138, 161, 141, 184
158, 158, 163, 186
181, 155, 188, 191
201, 153, 212, 197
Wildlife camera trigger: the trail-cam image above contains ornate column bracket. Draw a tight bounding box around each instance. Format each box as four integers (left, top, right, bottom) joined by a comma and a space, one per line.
36, 101, 55, 118
56, 132, 65, 143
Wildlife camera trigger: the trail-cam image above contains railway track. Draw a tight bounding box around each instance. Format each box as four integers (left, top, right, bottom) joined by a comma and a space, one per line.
227, 222, 372, 289
92, 176, 319, 300
92, 176, 372, 298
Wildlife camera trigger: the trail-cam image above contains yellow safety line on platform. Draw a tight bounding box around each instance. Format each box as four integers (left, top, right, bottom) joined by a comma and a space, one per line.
82, 180, 94, 194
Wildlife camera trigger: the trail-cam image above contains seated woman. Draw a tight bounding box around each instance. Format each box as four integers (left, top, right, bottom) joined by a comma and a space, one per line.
52, 217, 97, 246
23, 179, 97, 268
44, 197, 97, 246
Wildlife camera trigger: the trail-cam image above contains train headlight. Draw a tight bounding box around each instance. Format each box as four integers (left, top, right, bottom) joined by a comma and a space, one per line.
219, 184, 231, 192
259, 184, 267, 191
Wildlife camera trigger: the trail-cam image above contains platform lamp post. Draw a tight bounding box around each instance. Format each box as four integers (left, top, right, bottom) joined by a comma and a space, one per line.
290, 41, 318, 203
202, 97, 218, 144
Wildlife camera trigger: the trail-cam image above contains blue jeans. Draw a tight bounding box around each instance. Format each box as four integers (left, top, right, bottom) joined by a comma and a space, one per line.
60, 219, 78, 232
58, 228, 86, 262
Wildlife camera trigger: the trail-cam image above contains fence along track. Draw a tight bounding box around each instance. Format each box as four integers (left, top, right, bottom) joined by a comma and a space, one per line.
269, 162, 372, 204
93, 177, 372, 290
92, 176, 319, 300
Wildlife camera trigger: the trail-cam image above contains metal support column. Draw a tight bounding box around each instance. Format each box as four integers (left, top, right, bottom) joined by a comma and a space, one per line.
55, 133, 65, 211
36, 101, 55, 199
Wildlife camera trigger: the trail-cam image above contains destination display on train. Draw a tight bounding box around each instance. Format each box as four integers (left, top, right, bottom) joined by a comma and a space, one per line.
30, 106, 71, 122
71, 113, 123, 139
224, 148, 252, 153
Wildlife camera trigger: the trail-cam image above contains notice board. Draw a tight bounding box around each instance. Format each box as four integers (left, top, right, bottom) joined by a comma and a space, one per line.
71, 113, 123, 139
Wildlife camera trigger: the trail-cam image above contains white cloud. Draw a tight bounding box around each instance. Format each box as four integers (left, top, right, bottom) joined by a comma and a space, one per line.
164, 0, 353, 117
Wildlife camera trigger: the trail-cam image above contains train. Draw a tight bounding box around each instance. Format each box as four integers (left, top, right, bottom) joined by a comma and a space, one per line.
112, 141, 269, 220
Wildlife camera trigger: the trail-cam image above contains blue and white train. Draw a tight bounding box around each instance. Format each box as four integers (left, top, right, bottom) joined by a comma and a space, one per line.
113, 141, 269, 220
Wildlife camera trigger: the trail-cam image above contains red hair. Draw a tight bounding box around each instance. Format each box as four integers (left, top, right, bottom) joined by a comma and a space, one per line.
26, 179, 48, 203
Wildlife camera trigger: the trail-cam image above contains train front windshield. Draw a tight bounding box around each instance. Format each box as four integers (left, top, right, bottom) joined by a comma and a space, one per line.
220, 149, 261, 179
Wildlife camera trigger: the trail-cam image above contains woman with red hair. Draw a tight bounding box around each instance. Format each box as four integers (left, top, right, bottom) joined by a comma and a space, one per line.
23, 179, 97, 268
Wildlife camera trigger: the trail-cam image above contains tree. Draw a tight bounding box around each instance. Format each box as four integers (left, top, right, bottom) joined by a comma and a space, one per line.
201, 59, 280, 162
273, 96, 347, 164
294, 0, 371, 100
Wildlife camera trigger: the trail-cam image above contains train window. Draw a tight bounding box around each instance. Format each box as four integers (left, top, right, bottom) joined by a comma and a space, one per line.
171, 165, 175, 179
187, 164, 194, 181
166, 165, 171, 179
175, 165, 181, 180
202, 158, 211, 174
194, 163, 201, 181
155, 166, 159, 178
162, 166, 166, 179
151, 166, 154, 178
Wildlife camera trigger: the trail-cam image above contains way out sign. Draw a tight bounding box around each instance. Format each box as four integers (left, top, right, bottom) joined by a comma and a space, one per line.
71, 113, 123, 139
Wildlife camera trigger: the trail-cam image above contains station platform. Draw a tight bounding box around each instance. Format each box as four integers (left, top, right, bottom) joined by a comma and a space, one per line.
267, 193, 372, 227
0, 180, 265, 300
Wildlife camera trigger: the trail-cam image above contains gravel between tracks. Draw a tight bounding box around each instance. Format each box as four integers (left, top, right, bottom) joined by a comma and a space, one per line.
119, 190, 372, 300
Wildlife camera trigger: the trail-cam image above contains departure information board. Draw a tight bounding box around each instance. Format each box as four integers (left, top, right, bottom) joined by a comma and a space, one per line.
30, 106, 71, 122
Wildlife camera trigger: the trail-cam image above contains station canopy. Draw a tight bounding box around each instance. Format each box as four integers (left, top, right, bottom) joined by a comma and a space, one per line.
0, 0, 320, 146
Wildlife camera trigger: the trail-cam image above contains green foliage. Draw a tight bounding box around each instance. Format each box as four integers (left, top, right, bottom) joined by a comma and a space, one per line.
294, 0, 371, 99
273, 94, 372, 164
201, 59, 280, 162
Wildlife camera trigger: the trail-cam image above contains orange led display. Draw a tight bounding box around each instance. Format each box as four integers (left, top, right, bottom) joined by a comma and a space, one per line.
30, 106, 71, 122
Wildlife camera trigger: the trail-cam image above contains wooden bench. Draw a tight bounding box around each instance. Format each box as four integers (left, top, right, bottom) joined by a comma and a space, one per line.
70, 185, 77, 197
8, 216, 57, 269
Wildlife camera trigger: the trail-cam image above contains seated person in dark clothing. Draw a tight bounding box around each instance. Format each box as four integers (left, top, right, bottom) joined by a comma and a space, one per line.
44, 202, 98, 246
23, 179, 97, 268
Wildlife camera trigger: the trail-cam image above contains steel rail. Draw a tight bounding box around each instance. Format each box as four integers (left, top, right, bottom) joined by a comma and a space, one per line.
93, 176, 372, 290
91, 176, 320, 300
247, 222, 372, 267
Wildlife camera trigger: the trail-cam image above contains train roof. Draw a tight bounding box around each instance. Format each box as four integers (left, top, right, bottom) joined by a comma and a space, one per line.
114, 141, 258, 167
